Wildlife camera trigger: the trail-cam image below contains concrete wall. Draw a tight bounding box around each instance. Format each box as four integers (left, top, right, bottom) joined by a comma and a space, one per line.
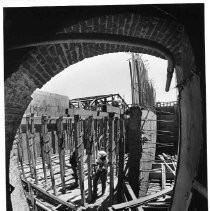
24, 90, 69, 117
139, 110, 157, 197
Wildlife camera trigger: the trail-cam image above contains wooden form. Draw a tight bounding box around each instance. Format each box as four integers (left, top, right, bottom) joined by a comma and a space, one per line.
110, 187, 173, 210
21, 178, 76, 210
18, 110, 125, 208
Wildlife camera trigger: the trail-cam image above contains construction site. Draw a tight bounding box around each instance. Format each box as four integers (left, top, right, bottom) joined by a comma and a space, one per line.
4, 4, 207, 211
11, 54, 179, 211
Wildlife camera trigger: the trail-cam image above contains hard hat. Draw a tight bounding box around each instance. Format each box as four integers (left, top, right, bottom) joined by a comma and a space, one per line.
98, 150, 107, 158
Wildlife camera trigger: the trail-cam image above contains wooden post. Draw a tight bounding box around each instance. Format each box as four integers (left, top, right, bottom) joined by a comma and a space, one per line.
109, 113, 115, 205
40, 116, 47, 184
99, 119, 104, 150
31, 113, 37, 164
74, 115, 86, 206
26, 115, 34, 178
92, 121, 96, 165
56, 116, 66, 193
42, 115, 57, 195
104, 117, 109, 153
94, 119, 99, 161
87, 116, 93, 202
115, 117, 120, 176
17, 128, 26, 179
66, 118, 71, 153
161, 164, 166, 190
28, 181, 38, 211
117, 115, 125, 202
69, 119, 74, 156
30, 114, 38, 184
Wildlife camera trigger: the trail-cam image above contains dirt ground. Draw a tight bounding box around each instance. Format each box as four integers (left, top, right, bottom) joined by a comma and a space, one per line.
9, 143, 29, 211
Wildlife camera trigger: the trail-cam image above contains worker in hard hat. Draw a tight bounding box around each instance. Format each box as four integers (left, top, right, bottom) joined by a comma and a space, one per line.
92, 150, 108, 199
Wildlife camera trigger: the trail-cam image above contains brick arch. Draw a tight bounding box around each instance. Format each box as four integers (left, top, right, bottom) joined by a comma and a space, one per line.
5, 11, 201, 211
60, 13, 184, 63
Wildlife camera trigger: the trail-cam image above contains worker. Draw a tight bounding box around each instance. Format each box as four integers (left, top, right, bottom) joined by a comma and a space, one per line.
69, 151, 79, 187
92, 150, 108, 199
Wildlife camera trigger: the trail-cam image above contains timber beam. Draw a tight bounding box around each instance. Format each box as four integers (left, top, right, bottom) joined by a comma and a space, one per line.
111, 187, 173, 210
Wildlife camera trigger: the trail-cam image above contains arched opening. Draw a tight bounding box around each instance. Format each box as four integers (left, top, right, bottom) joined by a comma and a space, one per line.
4, 4, 206, 211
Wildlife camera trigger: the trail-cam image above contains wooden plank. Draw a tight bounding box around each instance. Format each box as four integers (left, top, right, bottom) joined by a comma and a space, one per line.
161, 164, 166, 190
87, 117, 93, 202
106, 105, 124, 114
112, 187, 173, 210
193, 180, 207, 199
125, 182, 137, 200
109, 113, 115, 205
28, 180, 37, 211
74, 115, 86, 206
129, 60, 134, 104
30, 114, 38, 184
92, 120, 96, 164
42, 115, 57, 195
17, 128, 26, 179
158, 155, 175, 176
117, 115, 125, 202
21, 178, 76, 210
115, 117, 120, 176
25, 115, 34, 178
135, 58, 141, 105
94, 119, 99, 161
31, 114, 37, 164
56, 116, 66, 193
35, 198, 57, 211
66, 118, 71, 152
149, 172, 175, 180
40, 116, 48, 183
104, 117, 109, 153
124, 182, 145, 211
68, 109, 109, 118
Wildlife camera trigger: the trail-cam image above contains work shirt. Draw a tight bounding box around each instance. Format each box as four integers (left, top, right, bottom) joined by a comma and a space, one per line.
96, 157, 108, 171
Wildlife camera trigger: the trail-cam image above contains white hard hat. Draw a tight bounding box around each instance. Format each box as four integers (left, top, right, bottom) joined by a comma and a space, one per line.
98, 150, 107, 158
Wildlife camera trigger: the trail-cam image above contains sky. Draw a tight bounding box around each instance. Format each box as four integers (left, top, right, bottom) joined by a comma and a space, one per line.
40, 52, 178, 104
